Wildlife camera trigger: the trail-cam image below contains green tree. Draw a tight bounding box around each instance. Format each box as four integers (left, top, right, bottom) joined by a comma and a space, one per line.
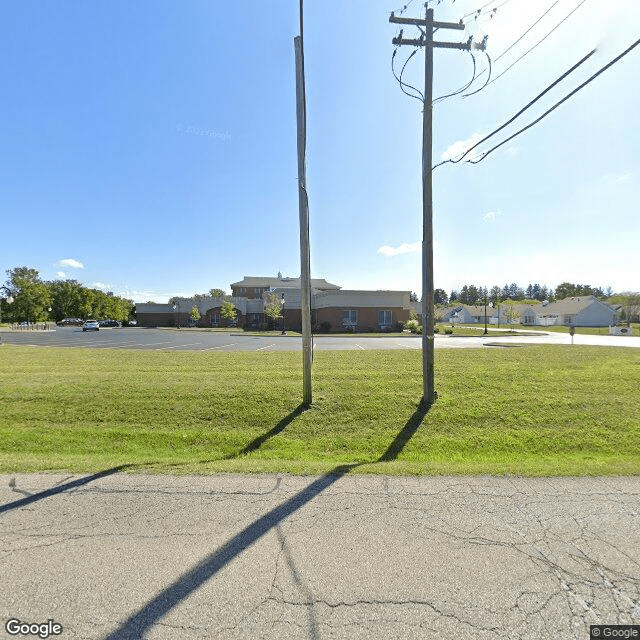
434, 288, 448, 305
189, 306, 201, 324
264, 292, 283, 330
489, 286, 501, 307
46, 279, 85, 321
209, 288, 225, 298
504, 301, 519, 325
4, 267, 52, 323
220, 301, 237, 327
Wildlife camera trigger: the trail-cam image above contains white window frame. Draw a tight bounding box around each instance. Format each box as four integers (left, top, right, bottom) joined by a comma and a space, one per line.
378, 310, 392, 328
342, 310, 357, 327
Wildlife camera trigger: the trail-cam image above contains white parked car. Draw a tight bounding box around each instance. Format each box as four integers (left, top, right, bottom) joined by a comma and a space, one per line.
83, 320, 100, 332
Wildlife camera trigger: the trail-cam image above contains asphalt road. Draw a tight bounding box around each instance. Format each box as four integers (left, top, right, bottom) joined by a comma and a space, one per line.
2, 326, 639, 351
2, 472, 639, 640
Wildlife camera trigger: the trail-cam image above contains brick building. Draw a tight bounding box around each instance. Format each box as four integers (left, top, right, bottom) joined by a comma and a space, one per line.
135, 274, 418, 332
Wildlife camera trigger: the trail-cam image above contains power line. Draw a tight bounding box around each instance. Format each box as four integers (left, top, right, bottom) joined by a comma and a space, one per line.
433, 46, 597, 169
468, 37, 640, 164
433, 51, 476, 104
461, 0, 513, 22
392, 47, 425, 102
494, 0, 560, 62
462, 51, 492, 97
486, 0, 589, 87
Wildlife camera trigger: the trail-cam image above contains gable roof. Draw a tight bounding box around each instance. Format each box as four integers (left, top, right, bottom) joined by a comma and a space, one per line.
538, 295, 605, 316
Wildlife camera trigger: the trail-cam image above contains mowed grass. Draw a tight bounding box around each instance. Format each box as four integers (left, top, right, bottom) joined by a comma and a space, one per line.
0, 344, 638, 476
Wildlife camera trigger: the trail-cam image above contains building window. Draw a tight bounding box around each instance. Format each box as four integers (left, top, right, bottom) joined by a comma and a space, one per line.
342, 310, 357, 327
564, 314, 575, 325
378, 310, 392, 327
254, 288, 261, 297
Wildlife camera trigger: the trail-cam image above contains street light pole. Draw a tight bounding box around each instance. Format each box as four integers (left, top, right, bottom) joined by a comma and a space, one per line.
281, 293, 286, 335
484, 293, 488, 335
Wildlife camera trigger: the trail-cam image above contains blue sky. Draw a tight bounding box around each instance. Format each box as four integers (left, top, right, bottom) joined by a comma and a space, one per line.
1, 0, 638, 302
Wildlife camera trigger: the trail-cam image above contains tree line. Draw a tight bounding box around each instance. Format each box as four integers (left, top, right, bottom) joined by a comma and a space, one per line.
1, 267, 135, 324
436, 282, 617, 307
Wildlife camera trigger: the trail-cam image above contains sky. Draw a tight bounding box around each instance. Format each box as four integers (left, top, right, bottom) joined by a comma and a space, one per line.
1, 0, 639, 302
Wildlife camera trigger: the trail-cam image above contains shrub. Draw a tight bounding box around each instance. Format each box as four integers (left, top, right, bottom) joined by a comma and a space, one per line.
445, 328, 453, 335
405, 319, 420, 333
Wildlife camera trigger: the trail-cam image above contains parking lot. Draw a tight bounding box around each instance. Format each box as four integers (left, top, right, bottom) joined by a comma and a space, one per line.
0, 327, 426, 352
2, 326, 639, 351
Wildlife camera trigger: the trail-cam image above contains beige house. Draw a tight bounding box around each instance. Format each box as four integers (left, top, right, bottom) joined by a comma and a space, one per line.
437, 296, 618, 328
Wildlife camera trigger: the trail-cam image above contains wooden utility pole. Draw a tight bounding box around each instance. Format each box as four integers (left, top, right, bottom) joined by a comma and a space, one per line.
294, 35, 313, 407
390, 5, 485, 408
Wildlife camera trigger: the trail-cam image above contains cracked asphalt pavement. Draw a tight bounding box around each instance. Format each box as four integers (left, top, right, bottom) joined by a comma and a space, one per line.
1, 473, 639, 639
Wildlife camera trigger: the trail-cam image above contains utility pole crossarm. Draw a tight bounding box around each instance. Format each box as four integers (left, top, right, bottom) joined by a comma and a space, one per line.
389, 13, 465, 30
393, 37, 486, 51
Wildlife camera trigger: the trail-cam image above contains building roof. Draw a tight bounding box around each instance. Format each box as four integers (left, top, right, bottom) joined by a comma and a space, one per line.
537, 295, 605, 316
230, 276, 340, 290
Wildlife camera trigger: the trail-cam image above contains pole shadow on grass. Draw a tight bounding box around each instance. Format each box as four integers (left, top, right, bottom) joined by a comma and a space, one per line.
0, 465, 133, 515
227, 403, 306, 459
101, 405, 431, 640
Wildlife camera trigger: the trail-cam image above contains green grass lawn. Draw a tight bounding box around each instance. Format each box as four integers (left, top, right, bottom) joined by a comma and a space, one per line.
1, 344, 638, 476
481, 323, 639, 336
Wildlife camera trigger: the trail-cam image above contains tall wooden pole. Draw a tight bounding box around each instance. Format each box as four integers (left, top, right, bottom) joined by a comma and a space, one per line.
295, 35, 312, 406
421, 7, 435, 407
390, 6, 474, 407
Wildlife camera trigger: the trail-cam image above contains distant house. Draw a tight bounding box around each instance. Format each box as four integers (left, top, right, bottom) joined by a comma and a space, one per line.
535, 296, 618, 327
437, 297, 617, 327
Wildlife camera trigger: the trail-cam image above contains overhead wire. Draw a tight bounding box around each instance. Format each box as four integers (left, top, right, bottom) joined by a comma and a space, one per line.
392, 46, 425, 102
494, 0, 560, 62
461, 0, 517, 24
433, 46, 596, 169
485, 0, 589, 87
462, 52, 492, 97
468, 35, 640, 164
433, 51, 476, 104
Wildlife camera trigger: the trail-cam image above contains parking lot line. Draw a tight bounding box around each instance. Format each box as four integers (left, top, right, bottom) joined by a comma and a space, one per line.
155, 343, 201, 350
256, 343, 276, 351
201, 343, 236, 351
354, 343, 365, 350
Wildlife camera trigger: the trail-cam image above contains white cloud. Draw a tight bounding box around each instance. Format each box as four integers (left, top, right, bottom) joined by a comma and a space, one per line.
483, 210, 501, 223
58, 258, 84, 269
440, 132, 484, 162
377, 242, 420, 257
603, 172, 631, 185
92, 282, 111, 291
56, 271, 67, 278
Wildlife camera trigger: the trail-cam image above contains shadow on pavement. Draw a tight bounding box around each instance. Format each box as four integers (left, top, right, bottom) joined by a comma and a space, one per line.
0, 465, 133, 515
102, 405, 430, 639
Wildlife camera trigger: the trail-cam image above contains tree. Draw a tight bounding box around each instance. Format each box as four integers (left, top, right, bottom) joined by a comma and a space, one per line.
209, 288, 225, 298
434, 288, 448, 305
623, 294, 640, 325
220, 301, 237, 327
489, 286, 502, 307
504, 301, 519, 325
189, 306, 201, 324
264, 292, 283, 330
4, 267, 52, 323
